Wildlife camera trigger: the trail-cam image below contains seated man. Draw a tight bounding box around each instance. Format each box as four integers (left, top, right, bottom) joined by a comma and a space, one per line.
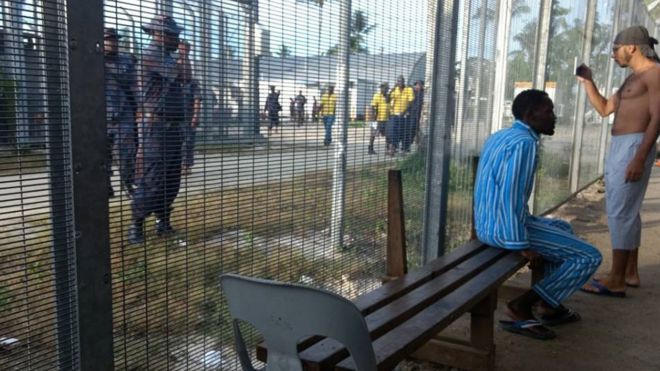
473, 89, 602, 340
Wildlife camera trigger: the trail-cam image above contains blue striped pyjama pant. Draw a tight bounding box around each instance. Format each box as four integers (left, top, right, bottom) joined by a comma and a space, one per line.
524, 216, 602, 308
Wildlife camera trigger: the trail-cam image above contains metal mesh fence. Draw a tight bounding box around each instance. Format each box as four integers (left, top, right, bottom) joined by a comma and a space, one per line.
0, 0, 79, 369
103, 0, 428, 368
0, 0, 656, 369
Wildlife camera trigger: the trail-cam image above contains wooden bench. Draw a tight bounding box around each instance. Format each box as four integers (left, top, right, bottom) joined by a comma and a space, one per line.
256, 240, 526, 370
256, 170, 529, 370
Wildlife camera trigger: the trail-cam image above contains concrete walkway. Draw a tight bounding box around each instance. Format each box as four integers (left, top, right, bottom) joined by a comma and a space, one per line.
405, 167, 660, 371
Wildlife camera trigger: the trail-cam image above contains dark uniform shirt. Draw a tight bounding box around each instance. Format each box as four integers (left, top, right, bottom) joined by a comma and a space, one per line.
138, 43, 183, 124
105, 53, 136, 132
265, 92, 281, 114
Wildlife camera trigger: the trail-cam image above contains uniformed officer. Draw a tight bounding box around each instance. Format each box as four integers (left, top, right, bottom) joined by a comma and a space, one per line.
104, 27, 137, 198
129, 15, 185, 244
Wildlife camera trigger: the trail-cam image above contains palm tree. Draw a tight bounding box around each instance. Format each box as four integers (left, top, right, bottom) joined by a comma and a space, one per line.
276, 44, 292, 57
326, 10, 376, 55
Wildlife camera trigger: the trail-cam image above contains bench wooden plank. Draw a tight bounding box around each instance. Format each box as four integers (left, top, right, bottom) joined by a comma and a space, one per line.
298, 247, 509, 369
352, 240, 486, 315
256, 241, 486, 363
335, 253, 526, 371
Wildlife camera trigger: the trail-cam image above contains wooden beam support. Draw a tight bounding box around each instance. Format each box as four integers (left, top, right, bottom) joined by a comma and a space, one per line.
386, 169, 407, 279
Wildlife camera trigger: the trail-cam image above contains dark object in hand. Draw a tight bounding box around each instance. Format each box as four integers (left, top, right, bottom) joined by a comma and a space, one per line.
575, 64, 589, 78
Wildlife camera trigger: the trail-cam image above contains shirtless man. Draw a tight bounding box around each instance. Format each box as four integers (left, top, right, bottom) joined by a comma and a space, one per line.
578, 26, 660, 296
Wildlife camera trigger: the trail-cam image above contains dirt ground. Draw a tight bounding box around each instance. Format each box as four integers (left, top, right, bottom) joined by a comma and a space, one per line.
401, 168, 660, 371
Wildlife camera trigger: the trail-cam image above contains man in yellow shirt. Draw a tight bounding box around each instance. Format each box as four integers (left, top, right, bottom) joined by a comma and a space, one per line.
368, 83, 389, 154
320, 85, 337, 146
387, 76, 415, 155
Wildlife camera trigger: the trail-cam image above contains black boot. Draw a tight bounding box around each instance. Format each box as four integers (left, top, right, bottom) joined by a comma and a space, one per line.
368, 145, 376, 155
155, 215, 175, 236
128, 219, 144, 244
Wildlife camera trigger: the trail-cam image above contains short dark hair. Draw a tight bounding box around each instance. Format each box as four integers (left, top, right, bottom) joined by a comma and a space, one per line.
512, 89, 550, 120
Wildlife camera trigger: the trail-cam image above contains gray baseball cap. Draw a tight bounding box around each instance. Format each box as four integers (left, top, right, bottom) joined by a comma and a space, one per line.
142, 15, 182, 36
613, 25, 658, 46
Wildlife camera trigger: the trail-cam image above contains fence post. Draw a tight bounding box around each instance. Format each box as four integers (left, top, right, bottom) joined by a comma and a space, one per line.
421, 0, 460, 263
65, 0, 114, 369
569, 0, 597, 193
490, 0, 513, 134
386, 170, 407, 279
528, 0, 553, 214
330, 0, 351, 250
598, 1, 623, 174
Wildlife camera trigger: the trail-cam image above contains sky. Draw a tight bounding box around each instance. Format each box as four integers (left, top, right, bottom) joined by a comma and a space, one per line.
100, 0, 429, 57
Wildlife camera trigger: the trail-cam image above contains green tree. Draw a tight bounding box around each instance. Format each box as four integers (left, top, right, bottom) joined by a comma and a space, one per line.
326, 10, 376, 55
275, 44, 292, 58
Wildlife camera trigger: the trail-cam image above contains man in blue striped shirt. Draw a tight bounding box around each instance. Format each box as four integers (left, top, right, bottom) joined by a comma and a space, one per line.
474, 89, 602, 340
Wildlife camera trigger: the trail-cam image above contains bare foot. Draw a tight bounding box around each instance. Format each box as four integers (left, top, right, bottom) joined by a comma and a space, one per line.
625, 275, 640, 288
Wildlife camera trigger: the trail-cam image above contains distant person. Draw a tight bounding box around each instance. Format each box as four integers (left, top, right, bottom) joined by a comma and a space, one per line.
410, 81, 424, 145
387, 76, 414, 155
264, 86, 282, 136
320, 85, 337, 146
289, 97, 296, 124
578, 26, 660, 295
178, 40, 202, 175
368, 83, 389, 155
129, 15, 185, 244
295, 90, 307, 126
312, 96, 320, 122
474, 89, 601, 340
104, 27, 137, 198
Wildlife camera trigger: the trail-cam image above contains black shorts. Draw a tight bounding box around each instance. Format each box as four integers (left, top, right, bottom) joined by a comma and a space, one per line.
268, 114, 280, 129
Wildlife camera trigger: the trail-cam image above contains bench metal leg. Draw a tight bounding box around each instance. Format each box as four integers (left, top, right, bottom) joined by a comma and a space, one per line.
410, 292, 497, 371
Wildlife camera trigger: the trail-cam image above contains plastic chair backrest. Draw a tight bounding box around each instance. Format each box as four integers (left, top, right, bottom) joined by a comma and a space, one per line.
220, 273, 378, 371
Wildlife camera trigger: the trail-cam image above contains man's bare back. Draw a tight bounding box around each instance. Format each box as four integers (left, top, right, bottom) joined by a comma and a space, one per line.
613, 66, 660, 135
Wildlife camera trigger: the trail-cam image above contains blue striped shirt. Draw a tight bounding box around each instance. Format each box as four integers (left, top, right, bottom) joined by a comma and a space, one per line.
473, 120, 539, 250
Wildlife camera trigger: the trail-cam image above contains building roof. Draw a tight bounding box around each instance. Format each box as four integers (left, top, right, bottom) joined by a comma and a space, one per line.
259, 52, 426, 86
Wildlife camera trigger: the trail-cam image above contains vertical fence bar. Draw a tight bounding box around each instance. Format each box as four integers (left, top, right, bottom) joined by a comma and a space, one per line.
490, 0, 512, 133
66, 0, 114, 369
598, 1, 622, 174
454, 0, 472, 155
529, 0, 553, 214
421, 0, 459, 262
569, 0, 597, 193
43, 0, 77, 368
330, 0, 351, 250
532, 0, 552, 90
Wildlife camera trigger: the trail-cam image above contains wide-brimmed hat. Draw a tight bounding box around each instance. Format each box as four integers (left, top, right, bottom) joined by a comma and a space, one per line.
142, 15, 182, 36
104, 27, 123, 39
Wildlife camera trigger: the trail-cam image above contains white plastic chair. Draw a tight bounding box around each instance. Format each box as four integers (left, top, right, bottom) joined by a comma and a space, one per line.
220, 273, 378, 371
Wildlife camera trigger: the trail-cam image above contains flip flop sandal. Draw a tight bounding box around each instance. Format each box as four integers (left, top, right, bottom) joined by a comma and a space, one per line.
540, 307, 581, 326
499, 319, 556, 340
593, 276, 640, 288
580, 280, 626, 298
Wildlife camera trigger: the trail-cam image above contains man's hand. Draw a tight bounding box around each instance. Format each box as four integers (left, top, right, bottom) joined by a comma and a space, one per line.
625, 158, 645, 182
575, 63, 593, 82
191, 116, 199, 129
